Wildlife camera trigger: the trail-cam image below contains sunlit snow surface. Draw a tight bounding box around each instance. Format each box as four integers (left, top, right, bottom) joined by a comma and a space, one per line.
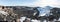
20, 17, 26, 22
37, 6, 53, 17
0, 11, 9, 15
31, 19, 40, 22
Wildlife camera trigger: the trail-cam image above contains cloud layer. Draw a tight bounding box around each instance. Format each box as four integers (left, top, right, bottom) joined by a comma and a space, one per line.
0, 0, 60, 7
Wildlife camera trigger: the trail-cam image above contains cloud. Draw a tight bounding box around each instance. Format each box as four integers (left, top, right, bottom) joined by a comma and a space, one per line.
32, 0, 60, 7
25, 0, 60, 7
0, 0, 60, 7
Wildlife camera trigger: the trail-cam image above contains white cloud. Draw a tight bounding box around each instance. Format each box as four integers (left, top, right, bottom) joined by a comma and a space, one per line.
0, 0, 60, 7
28, 0, 60, 7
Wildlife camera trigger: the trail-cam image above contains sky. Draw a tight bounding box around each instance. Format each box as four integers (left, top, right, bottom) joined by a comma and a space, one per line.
0, 0, 60, 7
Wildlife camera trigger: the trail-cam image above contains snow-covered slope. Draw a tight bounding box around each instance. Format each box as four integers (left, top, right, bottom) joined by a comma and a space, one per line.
0, 11, 9, 15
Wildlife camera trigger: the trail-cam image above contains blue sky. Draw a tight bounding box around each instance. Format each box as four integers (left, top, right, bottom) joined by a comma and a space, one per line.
0, 0, 60, 7
0, 0, 37, 6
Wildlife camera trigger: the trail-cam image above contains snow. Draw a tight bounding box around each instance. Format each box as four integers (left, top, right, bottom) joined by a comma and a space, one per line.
31, 19, 40, 22
37, 7, 51, 17
20, 17, 26, 22
58, 18, 60, 21
33, 12, 37, 16
0, 11, 9, 15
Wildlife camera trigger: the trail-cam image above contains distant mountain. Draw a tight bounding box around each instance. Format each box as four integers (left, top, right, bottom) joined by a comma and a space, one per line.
37, 6, 53, 16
